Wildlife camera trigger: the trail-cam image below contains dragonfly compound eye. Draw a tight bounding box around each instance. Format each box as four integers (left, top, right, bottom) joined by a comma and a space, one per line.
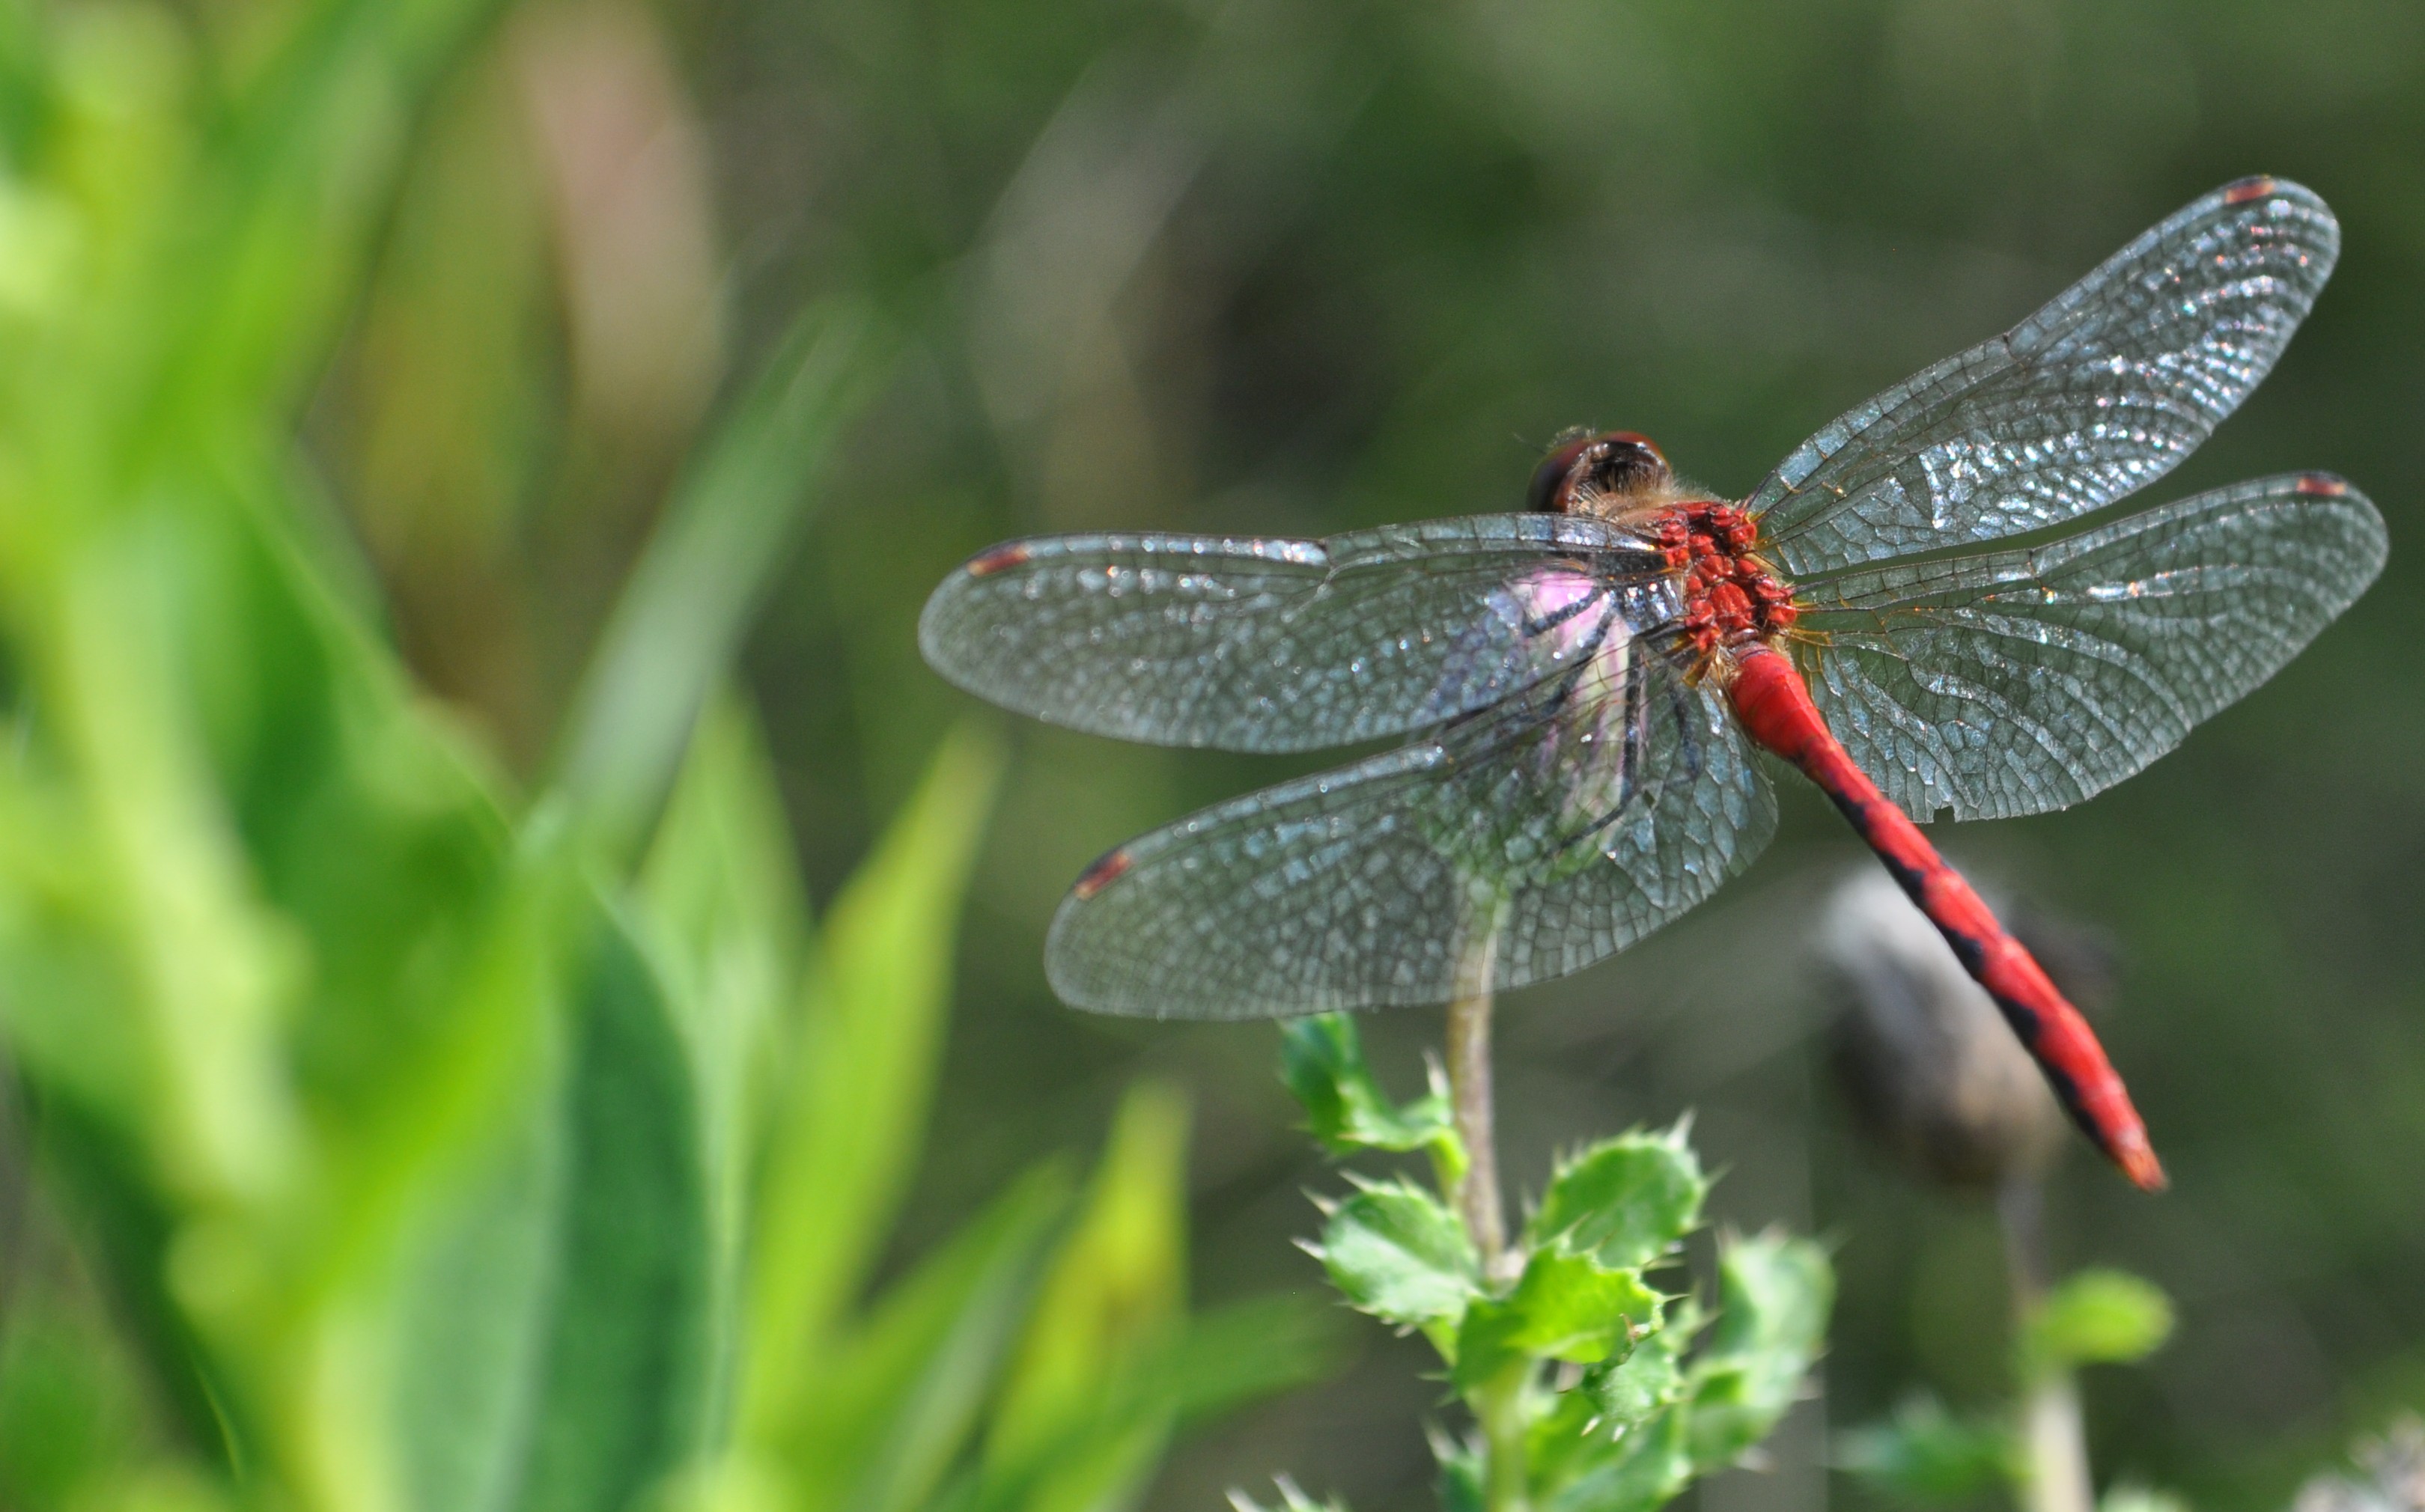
1526, 430, 1673, 513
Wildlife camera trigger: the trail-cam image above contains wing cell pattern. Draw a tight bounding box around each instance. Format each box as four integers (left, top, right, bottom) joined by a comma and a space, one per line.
1750, 178, 2339, 576
1044, 648, 1775, 1018
919, 514, 1667, 752
1794, 475, 2385, 822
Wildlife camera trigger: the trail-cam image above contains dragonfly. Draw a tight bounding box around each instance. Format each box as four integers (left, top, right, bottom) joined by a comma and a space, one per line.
919, 177, 2385, 1191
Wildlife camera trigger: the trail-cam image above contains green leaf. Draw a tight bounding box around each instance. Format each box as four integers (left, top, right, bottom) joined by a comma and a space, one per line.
987, 1082, 1190, 1473
1232, 1478, 1354, 1512
738, 720, 1005, 1445
554, 299, 895, 856
0, 1290, 144, 1509
1434, 1437, 1486, 1512
1453, 1247, 1661, 1390
1313, 1180, 1479, 1334
1578, 1311, 1688, 1430
394, 895, 716, 1512
639, 689, 812, 1410
824, 1163, 1076, 1512
2022, 1269, 2173, 1378
1541, 1401, 1692, 1512
1528, 1303, 1692, 1499
976, 1082, 1193, 1512
1166, 1291, 1352, 1427
1684, 1232, 1833, 1474
1836, 1394, 2020, 1505
1280, 1013, 1465, 1186
1525, 1125, 1706, 1272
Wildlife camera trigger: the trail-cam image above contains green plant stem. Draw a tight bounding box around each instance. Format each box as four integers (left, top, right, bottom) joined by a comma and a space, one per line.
1447, 924, 1530, 1511
1477, 1367, 1533, 1512
1445, 968, 1506, 1268
2000, 1177, 2092, 1512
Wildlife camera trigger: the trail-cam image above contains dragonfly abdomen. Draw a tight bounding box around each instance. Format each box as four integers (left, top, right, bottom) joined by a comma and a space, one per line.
1726, 646, 2167, 1192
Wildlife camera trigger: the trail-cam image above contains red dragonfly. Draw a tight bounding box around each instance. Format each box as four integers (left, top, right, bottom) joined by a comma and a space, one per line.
921, 177, 2384, 1190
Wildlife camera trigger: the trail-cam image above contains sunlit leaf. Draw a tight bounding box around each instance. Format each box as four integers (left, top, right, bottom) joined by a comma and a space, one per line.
1315, 1179, 1479, 1335
1453, 1248, 1661, 1390
1684, 1232, 1832, 1473
2022, 1269, 2173, 1379
640, 688, 811, 1398
739, 719, 1005, 1444
1540, 1403, 1691, 1512
827, 1164, 1075, 1512
1577, 1311, 1688, 1430
1280, 1012, 1464, 1186
1524, 1126, 1705, 1272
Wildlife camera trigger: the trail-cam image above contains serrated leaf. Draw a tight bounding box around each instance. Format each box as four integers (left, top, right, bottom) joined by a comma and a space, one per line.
1542, 1400, 1692, 1512
1279, 1013, 1464, 1186
1432, 1432, 1487, 1512
1317, 1180, 1479, 1332
1685, 1232, 1833, 1473
1453, 1248, 1661, 1390
1525, 1127, 1705, 1271
1580, 1312, 1687, 1429
1837, 1394, 2020, 1504
1232, 1478, 1355, 1512
2022, 1269, 2173, 1378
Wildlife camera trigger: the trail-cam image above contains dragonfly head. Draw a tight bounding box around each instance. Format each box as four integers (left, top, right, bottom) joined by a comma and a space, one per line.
1527, 430, 1674, 515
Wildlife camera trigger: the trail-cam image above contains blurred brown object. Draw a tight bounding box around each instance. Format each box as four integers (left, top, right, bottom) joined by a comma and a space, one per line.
1817, 866, 2114, 1191
2295, 1418, 2425, 1512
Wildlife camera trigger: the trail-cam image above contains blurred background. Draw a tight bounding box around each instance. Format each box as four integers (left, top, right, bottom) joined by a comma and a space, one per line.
2, 0, 2422, 1509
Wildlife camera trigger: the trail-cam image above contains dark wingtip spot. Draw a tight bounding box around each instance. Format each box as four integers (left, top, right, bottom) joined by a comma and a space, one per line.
2293, 472, 2349, 498
1072, 847, 1132, 900
2222, 175, 2278, 206
967, 541, 1032, 578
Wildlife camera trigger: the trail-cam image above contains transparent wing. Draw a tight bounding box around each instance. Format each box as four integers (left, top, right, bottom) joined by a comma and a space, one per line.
1793, 473, 2384, 822
1044, 646, 1776, 1016
919, 514, 1669, 752
1749, 177, 2339, 576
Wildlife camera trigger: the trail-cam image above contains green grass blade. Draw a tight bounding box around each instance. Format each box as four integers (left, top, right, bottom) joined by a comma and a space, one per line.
738, 719, 1005, 1444
553, 299, 895, 856
982, 1082, 1190, 1495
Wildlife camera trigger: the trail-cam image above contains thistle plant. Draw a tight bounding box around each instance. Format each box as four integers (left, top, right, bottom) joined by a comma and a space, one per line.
1238, 1011, 1832, 1512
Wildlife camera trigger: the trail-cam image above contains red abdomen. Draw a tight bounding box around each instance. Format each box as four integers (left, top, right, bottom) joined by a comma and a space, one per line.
1726, 647, 2167, 1192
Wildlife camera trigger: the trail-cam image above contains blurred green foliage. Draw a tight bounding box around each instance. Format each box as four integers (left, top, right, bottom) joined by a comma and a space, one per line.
1270, 1013, 1831, 1511
1843, 1268, 2176, 1512
0, 2, 1328, 1509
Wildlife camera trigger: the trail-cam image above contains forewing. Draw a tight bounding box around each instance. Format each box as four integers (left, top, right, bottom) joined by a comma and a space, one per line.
1750, 178, 2338, 576
919, 514, 1661, 752
1044, 650, 1776, 1016
1794, 474, 2384, 822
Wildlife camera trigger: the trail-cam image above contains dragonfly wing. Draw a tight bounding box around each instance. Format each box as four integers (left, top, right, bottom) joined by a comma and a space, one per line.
1793, 473, 2385, 822
919, 513, 1667, 752
1045, 653, 1776, 1016
1749, 178, 2339, 576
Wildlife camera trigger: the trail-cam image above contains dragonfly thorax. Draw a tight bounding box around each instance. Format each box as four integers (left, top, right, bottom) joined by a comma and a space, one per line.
1656, 500, 1799, 658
